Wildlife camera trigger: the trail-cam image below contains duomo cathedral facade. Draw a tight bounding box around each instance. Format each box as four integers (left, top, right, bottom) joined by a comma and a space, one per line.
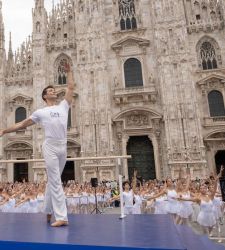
0, 0, 224, 183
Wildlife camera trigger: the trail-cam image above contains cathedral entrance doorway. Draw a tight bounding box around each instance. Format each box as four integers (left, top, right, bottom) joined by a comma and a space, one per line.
14, 162, 28, 182
215, 150, 225, 174
61, 161, 75, 183
127, 136, 156, 181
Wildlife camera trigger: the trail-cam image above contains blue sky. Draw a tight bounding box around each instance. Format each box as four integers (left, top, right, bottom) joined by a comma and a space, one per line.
2, 0, 60, 52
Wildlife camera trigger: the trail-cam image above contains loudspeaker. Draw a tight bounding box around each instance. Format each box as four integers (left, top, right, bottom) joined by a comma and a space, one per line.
219, 178, 225, 202
91, 178, 98, 188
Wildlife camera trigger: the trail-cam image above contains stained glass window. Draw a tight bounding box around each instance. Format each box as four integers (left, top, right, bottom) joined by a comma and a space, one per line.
200, 42, 218, 70
57, 58, 68, 85
119, 0, 137, 30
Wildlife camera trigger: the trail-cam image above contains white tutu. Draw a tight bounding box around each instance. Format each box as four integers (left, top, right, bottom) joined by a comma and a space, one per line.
133, 194, 142, 214
197, 200, 216, 227
177, 193, 193, 219
166, 190, 178, 214
124, 206, 133, 215
28, 199, 39, 213
2, 199, 15, 213
88, 195, 95, 204
37, 194, 44, 213
154, 196, 167, 214
17, 201, 29, 213
192, 203, 200, 222
212, 197, 223, 220
73, 195, 81, 206
80, 195, 89, 205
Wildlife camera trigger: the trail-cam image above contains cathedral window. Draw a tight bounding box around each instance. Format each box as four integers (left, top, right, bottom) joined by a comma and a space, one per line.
197, 37, 222, 71
56, 58, 69, 85
36, 22, 41, 32
196, 14, 201, 20
208, 90, 225, 117
119, 0, 137, 31
124, 58, 143, 88
15, 107, 27, 123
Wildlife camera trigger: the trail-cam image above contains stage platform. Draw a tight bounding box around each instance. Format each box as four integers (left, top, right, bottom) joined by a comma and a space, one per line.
0, 213, 224, 250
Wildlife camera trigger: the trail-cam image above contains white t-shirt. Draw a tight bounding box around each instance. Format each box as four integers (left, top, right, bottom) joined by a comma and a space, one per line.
30, 99, 70, 140
123, 190, 134, 208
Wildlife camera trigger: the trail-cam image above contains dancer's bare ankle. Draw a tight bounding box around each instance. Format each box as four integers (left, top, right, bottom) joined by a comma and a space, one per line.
47, 214, 52, 223
51, 220, 69, 227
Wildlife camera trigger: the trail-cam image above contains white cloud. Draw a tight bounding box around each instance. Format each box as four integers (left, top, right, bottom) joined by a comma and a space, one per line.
2, 0, 60, 53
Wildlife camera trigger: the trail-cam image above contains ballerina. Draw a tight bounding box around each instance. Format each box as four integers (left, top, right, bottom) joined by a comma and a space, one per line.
177, 166, 224, 235
109, 170, 137, 215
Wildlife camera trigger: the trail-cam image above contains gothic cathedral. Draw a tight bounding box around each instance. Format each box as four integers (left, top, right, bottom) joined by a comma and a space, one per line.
0, 0, 224, 183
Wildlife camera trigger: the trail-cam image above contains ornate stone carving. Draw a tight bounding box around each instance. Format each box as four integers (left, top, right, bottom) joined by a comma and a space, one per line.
113, 76, 120, 89
111, 36, 150, 55
8, 94, 33, 111
210, 132, 225, 139
4, 142, 33, 159
126, 114, 149, 127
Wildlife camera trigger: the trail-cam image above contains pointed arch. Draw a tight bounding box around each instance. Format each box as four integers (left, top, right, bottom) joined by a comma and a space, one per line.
196, 36, 221, 70
54, 53, 73, 85
118, 0, 137, 31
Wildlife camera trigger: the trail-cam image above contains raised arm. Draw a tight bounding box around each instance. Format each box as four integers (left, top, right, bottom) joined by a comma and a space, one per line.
131, 170, 137, 190
184, 171, 191, 192
147, 189, 167, 201
177, 196, 200, 203
0, 118, 35, 137
15, 197, 29, 207
64, 63, 75, 105
0, 194, 9, 206
210, 165, 224, 199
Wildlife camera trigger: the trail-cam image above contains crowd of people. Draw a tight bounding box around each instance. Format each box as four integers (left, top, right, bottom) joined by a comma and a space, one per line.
0, 168, 224, 237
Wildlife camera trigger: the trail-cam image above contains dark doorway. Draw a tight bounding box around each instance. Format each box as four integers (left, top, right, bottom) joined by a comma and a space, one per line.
14, 162, 28, 182
61, 161, 75, 183
127, 136, 156, 181
215, 150, 225, 174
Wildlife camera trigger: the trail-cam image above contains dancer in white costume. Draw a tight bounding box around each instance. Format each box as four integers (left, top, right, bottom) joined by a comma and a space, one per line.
176, 174, 193, 224
133, 187, 143, 214
147, 178, 179, 221
0, 62, 75, 227
177, 166, 224, 235
110, 170, 137, 215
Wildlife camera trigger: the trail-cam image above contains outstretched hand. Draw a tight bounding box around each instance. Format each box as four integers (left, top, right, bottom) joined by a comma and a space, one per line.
216, 165, 224, 179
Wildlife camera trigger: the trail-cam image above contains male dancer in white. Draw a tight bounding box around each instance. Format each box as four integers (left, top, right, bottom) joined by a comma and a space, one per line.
0, 63, 74, 227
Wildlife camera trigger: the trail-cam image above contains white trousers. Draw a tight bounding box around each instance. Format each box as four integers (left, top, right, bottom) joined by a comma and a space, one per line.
124, 206, 133, 215
42, 139, 68, 221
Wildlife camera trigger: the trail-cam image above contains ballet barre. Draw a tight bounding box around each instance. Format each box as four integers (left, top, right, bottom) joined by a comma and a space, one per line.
0, 155, 131, 164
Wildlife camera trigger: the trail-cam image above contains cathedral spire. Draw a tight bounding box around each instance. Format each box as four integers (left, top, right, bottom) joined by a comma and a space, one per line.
32, 0, 47, 35
0, 1, 2, 23
6, 32, 13, 76
35, 0, 44, 9
52, 0, 55, 11
8, 32, 13, 59
0, 1, 5, 50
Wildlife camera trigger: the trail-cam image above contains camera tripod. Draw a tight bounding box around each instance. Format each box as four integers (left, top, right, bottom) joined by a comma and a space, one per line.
90, 186, 102, 214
